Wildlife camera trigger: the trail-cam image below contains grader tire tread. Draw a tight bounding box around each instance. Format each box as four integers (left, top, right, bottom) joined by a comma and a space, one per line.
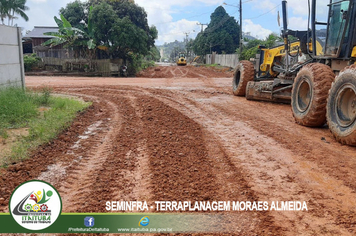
327, 64, 356, 146
232, 60, 255, 96
292, 63, 335, 127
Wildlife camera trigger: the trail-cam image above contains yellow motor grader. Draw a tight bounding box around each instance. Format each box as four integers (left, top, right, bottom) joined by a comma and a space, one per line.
233, 0, 356, 146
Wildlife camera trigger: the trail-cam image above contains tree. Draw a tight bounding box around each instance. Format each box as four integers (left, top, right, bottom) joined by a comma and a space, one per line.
169, 47, 184, 61
90, 3, 147, 58
90, 0, 157, 51
157, 40, 186, 61
89, 1, 156, 59
239, 39, 263, 60
59, 0, 87, 30
43, 7, 98, 60
43, 14, 84, 48
0, 0, 29, 25
239, 33, 282, 60
192, 6, 240, 55
0, 0, 9, 24
58, 0, 158, 60
146, 46, 161, 61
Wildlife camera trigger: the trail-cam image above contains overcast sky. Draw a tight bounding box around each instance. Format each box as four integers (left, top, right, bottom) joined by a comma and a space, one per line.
15, 0, 329, 45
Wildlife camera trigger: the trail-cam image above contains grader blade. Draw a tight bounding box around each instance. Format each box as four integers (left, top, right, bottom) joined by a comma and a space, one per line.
246, 80, 292, 104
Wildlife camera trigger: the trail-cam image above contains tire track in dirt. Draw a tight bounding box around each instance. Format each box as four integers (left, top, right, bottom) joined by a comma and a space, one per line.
87, 93, 154, 212
128, 89, 282, 235
3, 77, 356, 235
147, 88, 356, 235
60, 87, 282, 234
51, 87, 277, 235
52, 92, 122, 212
50, 89, 148, 213
185, 70, 219, 89
0, 97, 106, 211
209, 99, 356, 234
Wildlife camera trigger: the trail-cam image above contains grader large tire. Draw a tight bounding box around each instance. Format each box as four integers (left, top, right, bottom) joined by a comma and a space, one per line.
232, 60, 255, 96
327, 65, 356, 146
291, 63, 335, 127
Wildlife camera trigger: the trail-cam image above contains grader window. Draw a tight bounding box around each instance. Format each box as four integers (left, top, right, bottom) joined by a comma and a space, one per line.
313, 0, 329, 56
325, 0, 350, 55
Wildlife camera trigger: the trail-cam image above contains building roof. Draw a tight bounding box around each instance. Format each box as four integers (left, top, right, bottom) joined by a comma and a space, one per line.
23, 26, 59, 39
243, 33, 257, 41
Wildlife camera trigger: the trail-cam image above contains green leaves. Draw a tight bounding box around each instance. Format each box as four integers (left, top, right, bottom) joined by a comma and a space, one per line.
0, 0, 29, 25
192, 6, 240, 55
239, 33, 282, 60
87, 39, 95, 50
59, 0, 87, 31
42, 0, 157, 59
90, 1, 156, 58
43, 14, 89, 48
41, 36, 65, 47
60, 13, 72, 29
87, 6, 94, 36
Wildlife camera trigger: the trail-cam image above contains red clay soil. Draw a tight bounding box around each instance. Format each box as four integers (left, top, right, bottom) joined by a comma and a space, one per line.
1, 65, 356, 235
136, 65, 233, 78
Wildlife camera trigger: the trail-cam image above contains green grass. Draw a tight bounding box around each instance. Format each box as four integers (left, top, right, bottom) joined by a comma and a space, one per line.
0, 128, 8, 139
0, 87, 39, 129
0, 87, 90, 166
204, 63, 220, 67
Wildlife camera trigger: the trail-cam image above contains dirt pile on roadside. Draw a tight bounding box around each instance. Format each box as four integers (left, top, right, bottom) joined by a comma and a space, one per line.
137, 65, 233, 78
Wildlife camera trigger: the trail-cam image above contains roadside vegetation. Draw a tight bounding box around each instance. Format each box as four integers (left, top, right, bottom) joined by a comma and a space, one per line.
192, 6, 240, 55
0, 0, 29, 26
0, 87, 90, 166
23, 53, 41, 72
189, 5, 286, 62
42, 0, 159, 75
239, 34, 284, 60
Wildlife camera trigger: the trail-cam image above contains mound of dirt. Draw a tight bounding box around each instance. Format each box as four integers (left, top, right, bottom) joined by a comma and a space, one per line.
137, 65, 233, 78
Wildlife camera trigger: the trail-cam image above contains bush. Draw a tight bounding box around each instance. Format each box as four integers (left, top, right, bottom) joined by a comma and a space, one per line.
141, 60, 155, 69
23, 53, 41, 72
127, 53, 154, 75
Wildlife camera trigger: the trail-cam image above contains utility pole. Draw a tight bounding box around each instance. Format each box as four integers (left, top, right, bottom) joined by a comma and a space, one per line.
196, 22, 208, 33
184, 32, 189, 55
184, 32, 189, 44
184, 31, 195, 56
223, 1, 243, 56
239, 0, 243, 56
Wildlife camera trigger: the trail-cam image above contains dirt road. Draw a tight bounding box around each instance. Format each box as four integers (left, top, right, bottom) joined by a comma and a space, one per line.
1, 65, 356, 235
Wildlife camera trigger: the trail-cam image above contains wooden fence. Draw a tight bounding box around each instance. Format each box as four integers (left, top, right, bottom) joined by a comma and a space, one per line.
40, 58, 122, 77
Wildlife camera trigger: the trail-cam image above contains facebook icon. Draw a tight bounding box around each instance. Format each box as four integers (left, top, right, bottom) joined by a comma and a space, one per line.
84, 217, 95, 227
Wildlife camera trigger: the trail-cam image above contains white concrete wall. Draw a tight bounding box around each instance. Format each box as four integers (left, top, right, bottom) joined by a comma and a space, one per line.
206, 53, 239, 68
0, 25, 25, 88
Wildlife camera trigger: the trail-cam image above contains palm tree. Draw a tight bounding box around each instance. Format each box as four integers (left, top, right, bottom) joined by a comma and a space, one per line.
0, 0, 29, 25
9, 0, 29, 26
0, 0, 10, 24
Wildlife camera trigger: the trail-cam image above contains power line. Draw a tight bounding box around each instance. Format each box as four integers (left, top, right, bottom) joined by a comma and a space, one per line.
153, 10, 213, 26
197, 22, 208, 32
245, 4, 281, 20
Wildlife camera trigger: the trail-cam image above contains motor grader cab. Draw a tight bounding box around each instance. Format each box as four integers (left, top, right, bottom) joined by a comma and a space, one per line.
177, 52, 187, 66
233, 0, 356, 145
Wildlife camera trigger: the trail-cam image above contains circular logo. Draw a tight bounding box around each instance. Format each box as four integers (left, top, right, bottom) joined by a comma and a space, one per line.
9, 180, 62, 230
139, 216, 150, 227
